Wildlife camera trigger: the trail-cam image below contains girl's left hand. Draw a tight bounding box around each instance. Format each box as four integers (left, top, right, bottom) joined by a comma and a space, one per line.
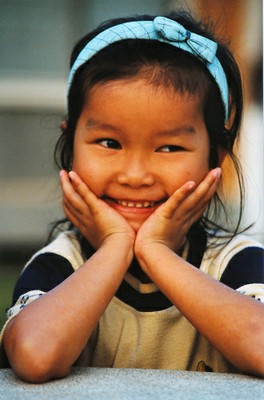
135, 168, 221, 256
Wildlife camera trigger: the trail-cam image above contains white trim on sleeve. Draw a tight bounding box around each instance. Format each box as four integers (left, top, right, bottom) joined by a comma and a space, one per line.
237, 283, 264, 303
0, 290, 45, 345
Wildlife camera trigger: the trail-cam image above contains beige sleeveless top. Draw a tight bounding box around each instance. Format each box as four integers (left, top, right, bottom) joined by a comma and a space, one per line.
2, 231, 263, 373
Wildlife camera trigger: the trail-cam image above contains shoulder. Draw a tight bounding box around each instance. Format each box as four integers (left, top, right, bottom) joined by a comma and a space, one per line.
12, 230, 84, 304
12, 252, 74, 303
202, 233, 264, 302
202, 233, 264, 279
24, 230, 84, 272
220, 245, 264, 289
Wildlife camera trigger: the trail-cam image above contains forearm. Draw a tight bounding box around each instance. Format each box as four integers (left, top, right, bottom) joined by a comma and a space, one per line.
137, 244, 264, 377
3, 238, 133, 382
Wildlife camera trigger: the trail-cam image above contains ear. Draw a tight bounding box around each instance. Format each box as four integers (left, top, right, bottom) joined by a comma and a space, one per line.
218, 146, 227, 166
60, 120, 67, 131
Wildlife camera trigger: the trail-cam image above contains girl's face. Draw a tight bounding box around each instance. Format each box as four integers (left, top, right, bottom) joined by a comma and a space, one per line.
72, 78, 210, 232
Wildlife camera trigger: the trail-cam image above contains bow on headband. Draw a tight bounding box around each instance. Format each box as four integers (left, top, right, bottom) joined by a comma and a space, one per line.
154, 17, 217, 64
68, 16, 228, 120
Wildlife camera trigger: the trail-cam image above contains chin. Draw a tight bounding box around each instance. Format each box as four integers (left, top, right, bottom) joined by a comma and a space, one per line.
127, 218, 146, 233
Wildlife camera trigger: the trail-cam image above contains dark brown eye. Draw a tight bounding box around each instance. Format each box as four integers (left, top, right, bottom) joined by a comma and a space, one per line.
157, 145, 184, 152
97, 139, 121, 149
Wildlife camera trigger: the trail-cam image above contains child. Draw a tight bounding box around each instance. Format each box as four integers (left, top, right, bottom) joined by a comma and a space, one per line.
1, 11, 264, 382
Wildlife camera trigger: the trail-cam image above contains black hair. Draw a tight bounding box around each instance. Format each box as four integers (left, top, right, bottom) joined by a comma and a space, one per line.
52, 11, 245, 247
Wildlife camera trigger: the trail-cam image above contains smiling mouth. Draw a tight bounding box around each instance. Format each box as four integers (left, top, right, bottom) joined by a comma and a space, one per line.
116, 200, 156, 208
103, 197, 164, 209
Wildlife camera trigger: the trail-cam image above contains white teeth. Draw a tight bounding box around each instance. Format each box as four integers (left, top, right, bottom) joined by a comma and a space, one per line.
117, 200, 155, 208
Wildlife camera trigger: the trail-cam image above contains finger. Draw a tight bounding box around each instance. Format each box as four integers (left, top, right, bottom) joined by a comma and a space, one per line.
60, 170, 92, 216
68, 171, 99, 210
63, 196, 93, 234
182, 202, 209, 231
176, 168, 221, 214
160, 180, 196, 217
166, 167, 220, 210
62, 196, 85, 220
181, 168, 221, 221
60, 170, 82, 203
159, 168, 221, 220
62, 198, 83, 227
191, 168, 221, 203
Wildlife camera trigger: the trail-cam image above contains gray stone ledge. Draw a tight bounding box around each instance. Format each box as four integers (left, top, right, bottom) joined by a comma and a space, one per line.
0, 367, 263, 400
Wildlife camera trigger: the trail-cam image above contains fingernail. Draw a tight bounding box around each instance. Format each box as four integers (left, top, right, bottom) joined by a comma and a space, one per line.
68, 171, 75, 180
212, 168, 222, 179
186, 181, 195, 190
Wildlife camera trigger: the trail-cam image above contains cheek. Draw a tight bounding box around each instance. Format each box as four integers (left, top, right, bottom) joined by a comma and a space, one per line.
72, 156, 103, 194
165, 162, 209, 194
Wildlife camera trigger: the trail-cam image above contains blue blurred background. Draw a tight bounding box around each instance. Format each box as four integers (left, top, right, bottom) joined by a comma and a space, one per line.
0, 0, 263, 327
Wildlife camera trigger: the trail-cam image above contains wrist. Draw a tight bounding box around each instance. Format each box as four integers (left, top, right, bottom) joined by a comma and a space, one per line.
135, 242, 172, 274
102, 234, 135, 265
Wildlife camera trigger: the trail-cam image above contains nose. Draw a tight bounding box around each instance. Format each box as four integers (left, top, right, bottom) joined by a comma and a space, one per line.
116, 154, 155, 188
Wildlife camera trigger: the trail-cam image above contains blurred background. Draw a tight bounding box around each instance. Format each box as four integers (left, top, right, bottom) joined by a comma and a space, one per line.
0, 0, 263, 327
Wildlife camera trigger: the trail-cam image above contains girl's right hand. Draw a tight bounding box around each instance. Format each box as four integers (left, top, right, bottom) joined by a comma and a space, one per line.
60, 170, 135, 250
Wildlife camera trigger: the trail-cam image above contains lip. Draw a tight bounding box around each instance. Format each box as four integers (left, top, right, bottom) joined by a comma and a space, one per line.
102, 197, 166, 232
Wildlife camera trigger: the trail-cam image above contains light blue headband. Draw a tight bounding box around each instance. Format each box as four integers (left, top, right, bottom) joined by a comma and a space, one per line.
68, 16, 229, 120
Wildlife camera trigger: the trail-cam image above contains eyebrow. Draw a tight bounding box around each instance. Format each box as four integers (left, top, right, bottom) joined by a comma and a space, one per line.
85, 118, 121, 133
157, 126, 196, 137
85, 118, 196, 136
